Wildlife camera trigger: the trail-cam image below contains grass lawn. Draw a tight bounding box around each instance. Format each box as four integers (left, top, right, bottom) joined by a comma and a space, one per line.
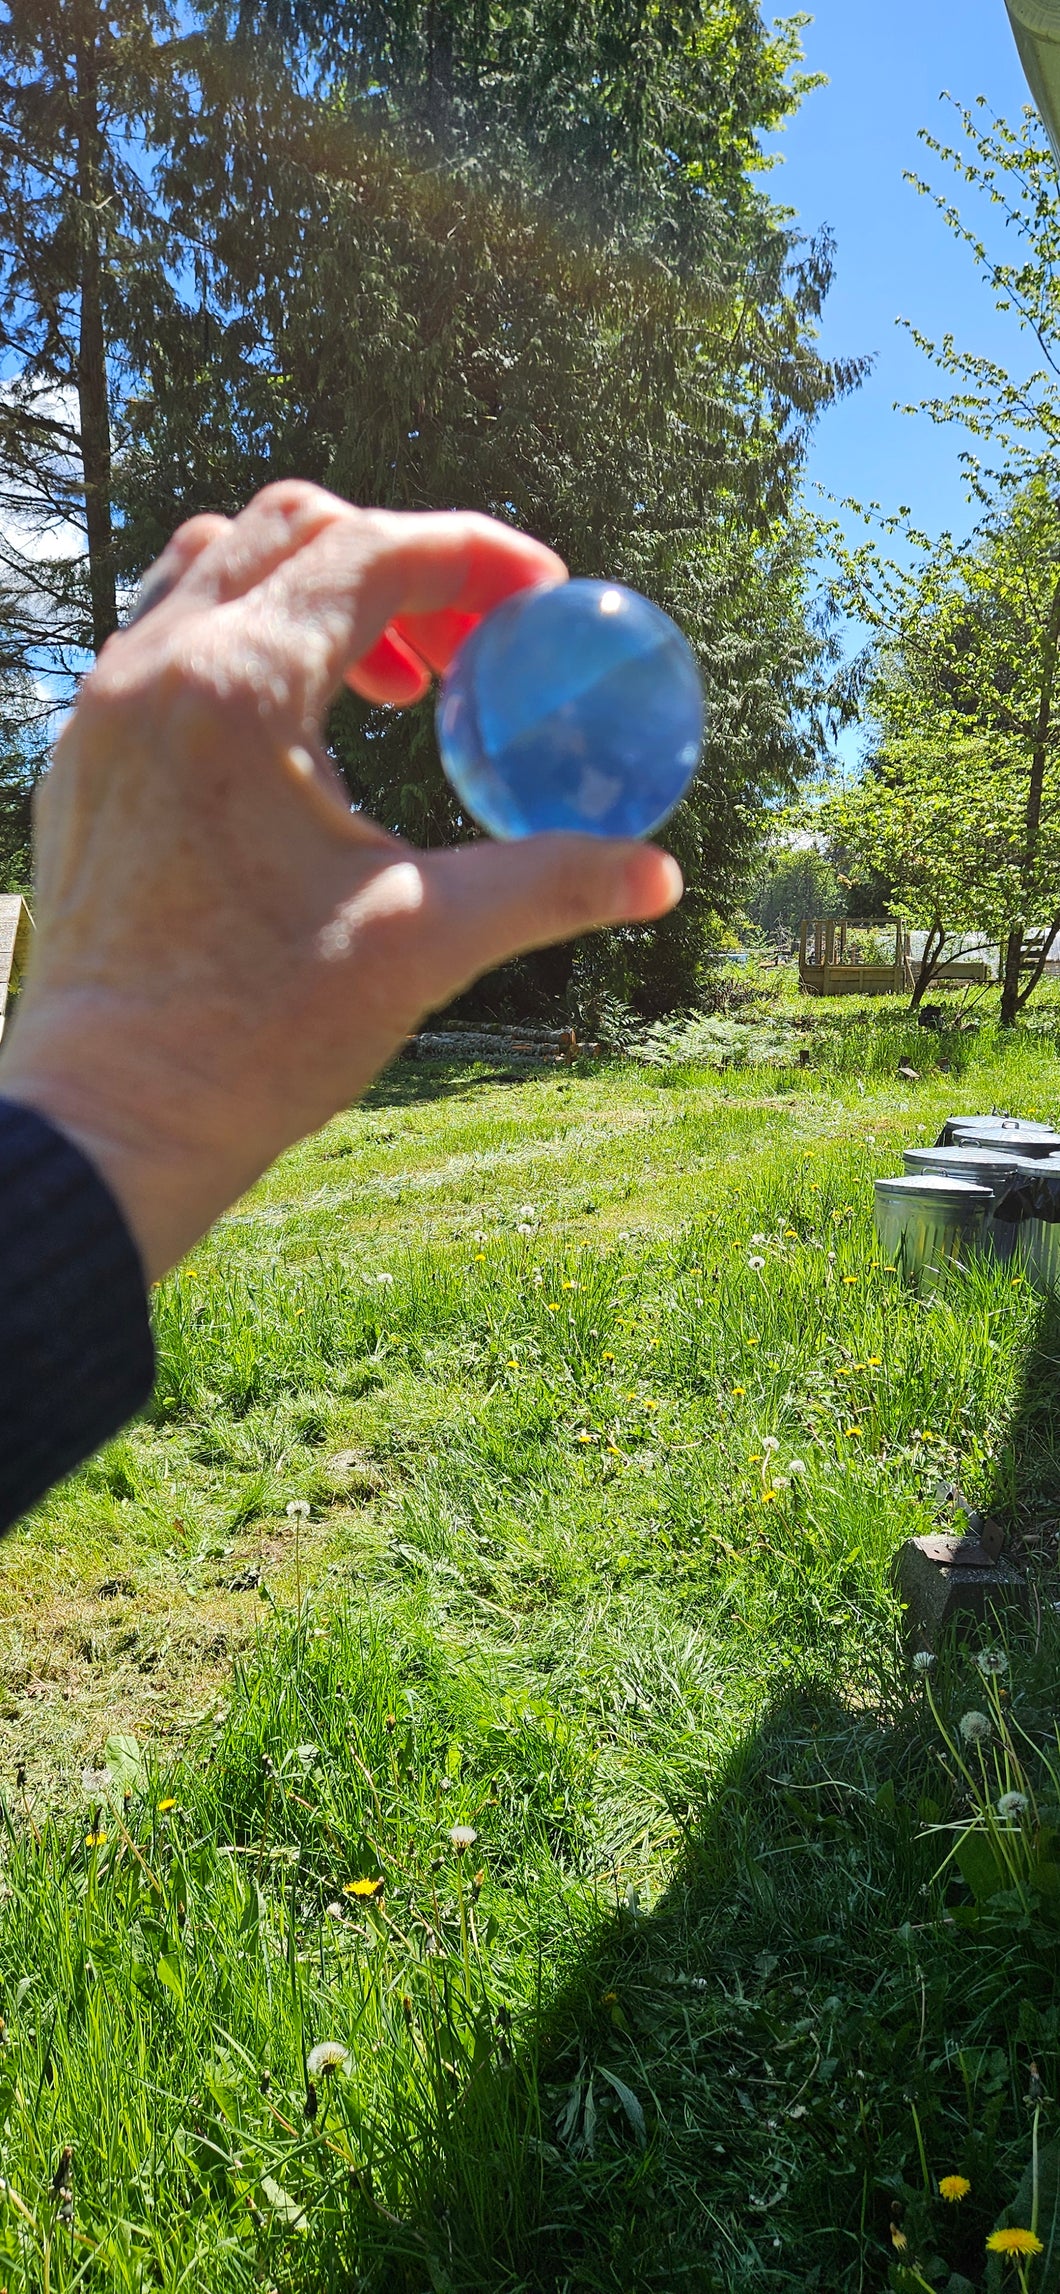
3, 992, 1060, 2290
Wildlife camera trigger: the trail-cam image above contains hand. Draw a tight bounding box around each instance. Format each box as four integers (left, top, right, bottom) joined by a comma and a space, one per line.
0, 483, 682, 1280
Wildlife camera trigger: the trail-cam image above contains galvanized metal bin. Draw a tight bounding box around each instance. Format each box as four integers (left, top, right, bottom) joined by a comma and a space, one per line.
937, 1116, 1060, 1154
993, 1168, 1060, 1290
902, 1146, 1039, 1263
874, 1176, 992, 1289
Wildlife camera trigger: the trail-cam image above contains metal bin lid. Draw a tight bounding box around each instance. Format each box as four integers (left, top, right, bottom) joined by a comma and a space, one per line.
948, 1116, 1060, 1142
874, 1175, 992, 1202
903, 1146, 1038, 1180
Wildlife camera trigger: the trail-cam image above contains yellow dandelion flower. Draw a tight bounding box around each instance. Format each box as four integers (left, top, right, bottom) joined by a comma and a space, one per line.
606, 1443, 624, 1457
842, 1275, 857, 1285
600, 1990, 618, 2006
644, 1399, 658, 1411
785, 1228, 798, 1237
577, 1432, 593, 1444
547, 1303, 561, 1313
986, 2229, 1044, 2257
344, 1877, 385, 1899
846, 1425, 864, 1438
603, 1351, 615, 1362
837, 1366, 853, 1376
761, 1490, 777, 1504
474, 1251, 486, 1261
939, 2176, 971, 2202
731, 1385, 746, 1397
750, 1453, 763, 1463
890, 2227, 908, 2253
868, 1356, 882, 1366
507, 1359, 519, 1369
85, 1832, 107, 1848
747, 1337, 760, 1347
157, 1798, 177, 1813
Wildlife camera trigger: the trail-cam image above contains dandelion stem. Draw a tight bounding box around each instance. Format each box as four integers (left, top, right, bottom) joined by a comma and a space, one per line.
911, 2100, 931, 2196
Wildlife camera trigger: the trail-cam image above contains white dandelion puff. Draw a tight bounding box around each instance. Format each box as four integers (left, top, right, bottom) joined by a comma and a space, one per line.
307, 2040, 351, 2077
997, 1791, 1029, 1820
975, 1649, 1009, 1678
286, 1500, 310, 1520
449, 1824, 478, 1853
959, 1710, 992, 1745
748, 1255, 766, 1271
912, 1651, 936, 1673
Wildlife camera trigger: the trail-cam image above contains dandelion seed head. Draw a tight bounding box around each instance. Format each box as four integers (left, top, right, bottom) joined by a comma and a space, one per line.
762, 1435, 780, 1453
959, 1710, 992, 1744
449, 1825, 478, 1853
912, 1651, 936, 1673
286, 1500, 310, 1520
306, 2041, 350, 2078
976, 1648, 1009, 1678
748, 1255, 766, 1270
997, 1791, 1029, 1820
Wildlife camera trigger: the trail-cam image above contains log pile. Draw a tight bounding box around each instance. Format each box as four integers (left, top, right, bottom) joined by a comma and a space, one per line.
406, 1026, 600, 1063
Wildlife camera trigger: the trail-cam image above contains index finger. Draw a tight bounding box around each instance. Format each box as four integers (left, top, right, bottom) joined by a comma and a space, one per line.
251, 505, 567, 716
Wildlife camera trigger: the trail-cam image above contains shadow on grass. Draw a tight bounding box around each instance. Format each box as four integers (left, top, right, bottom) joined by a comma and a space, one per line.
347, 1670, 1057, 2294
986, 1288, 1060, 1573
364, 1061, 579, 1109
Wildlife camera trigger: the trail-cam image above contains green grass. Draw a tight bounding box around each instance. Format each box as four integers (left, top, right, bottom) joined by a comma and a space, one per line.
3, 1003, 1060, 2289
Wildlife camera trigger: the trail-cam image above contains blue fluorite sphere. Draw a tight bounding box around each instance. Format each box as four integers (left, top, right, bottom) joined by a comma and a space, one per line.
435, 578, 704, 839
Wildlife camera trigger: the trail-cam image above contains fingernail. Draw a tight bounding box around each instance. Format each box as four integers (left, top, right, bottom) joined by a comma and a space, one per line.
615, 848, 683, 920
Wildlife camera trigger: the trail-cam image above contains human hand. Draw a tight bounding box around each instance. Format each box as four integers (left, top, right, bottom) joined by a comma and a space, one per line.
0, 483, 682, 1279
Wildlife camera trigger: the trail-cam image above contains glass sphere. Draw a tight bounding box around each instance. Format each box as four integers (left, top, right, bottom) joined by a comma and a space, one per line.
435, 578, 704, 839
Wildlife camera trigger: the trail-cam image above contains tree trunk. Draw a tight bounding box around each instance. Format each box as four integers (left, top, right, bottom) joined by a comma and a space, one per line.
74, 8, 117, 655
1001, 927, 1023, 1027
909, 921, 946, 1009
1002, 569, 1060, 1024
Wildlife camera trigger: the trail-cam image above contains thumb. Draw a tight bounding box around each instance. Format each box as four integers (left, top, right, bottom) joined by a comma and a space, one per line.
417, 834, 683, 1002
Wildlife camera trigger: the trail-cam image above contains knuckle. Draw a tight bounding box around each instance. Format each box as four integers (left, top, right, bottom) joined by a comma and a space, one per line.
171, 510, 229, 555
248, 477, 340, 531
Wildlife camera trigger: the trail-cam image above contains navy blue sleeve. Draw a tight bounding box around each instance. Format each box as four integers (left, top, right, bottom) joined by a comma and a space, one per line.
0, 1098, 155, 1532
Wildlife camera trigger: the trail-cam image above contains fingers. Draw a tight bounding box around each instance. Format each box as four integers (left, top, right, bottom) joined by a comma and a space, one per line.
127, 513, 230, 624
417, 836, 683, 1002
123, 485, 568, 722
387, 606, 479, 675
349, 625, 432, 706
244, 497, 566, 715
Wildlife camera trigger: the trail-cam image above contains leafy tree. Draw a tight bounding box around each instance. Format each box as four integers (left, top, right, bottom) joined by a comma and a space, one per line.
824, 482, 1060, 1016
0, 0, 200, 678
744, 843, 842, 944
0, 661, 49, 889
822, 97, 1060, 1020
113, 4, 855, 1010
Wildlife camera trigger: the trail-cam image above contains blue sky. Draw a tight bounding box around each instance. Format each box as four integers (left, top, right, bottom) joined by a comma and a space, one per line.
771, 0, 1036, 544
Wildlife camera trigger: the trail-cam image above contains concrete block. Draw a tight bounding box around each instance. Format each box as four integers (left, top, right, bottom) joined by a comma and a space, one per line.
893, 1531, 1029, 1650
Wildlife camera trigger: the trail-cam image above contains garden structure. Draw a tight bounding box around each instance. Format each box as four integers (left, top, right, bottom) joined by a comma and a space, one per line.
798, 916, 992, 996
0, 895, 32, 1041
